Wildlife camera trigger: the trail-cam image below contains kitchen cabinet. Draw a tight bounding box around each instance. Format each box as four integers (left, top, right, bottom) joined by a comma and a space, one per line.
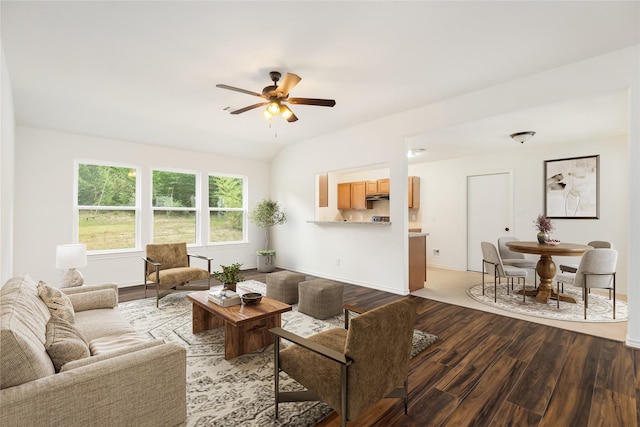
337, 183, 352, 209
318, 173, 328, 207
366, 178, 390, 195
408, 176, 420, 209
337, 181, 372, 210
366, 181, 378, 195
409, 234, 427, 291
377, 178, 390, 194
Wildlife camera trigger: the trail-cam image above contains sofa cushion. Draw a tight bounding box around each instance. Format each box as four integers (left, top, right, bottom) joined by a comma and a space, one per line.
74, 308, 138, 342
44, 315, 90, 372
89, 332, 151, 355
1, 274, 55, 389
66, 288, 118, 312
37, 281, 75, 323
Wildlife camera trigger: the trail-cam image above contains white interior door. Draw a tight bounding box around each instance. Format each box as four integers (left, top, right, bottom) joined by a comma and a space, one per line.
467, 172, 513, 272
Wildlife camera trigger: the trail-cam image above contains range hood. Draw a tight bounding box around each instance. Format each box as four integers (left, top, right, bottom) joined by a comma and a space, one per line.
365, 193, 390, 201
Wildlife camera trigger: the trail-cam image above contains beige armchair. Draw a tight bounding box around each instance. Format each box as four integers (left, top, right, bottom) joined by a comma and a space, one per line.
143, 242, 212, 307
270, 298, 417, 427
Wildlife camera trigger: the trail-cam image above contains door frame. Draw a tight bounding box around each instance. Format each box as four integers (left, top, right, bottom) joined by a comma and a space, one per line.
466, 170, 515, 272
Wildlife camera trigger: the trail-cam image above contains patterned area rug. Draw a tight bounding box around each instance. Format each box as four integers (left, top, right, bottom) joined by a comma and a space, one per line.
119, 280, 437, 426
466, 283, 627, 322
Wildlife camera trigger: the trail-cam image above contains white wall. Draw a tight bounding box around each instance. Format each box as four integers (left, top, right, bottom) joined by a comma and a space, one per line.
13, 126, 271, 286
271, 46, 640, 347
1, 45, 16, 283
411, 137, 629, 291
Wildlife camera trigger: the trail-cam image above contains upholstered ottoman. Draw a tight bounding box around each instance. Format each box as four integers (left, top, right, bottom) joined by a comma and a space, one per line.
298, 279, 344, 320
266, 271, 306, 304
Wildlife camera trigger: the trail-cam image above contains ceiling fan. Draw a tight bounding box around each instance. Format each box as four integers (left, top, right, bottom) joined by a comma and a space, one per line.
216, 71, 336, 122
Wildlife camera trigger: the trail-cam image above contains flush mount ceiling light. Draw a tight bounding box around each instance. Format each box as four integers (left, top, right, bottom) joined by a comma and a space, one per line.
510, 131, 536, 144
407, 148, 427, 158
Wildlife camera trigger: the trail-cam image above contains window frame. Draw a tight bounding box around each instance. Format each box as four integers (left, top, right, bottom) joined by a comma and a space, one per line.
74, 160, 141, 254
150, 167, 201, 246
207, 173, 248, 245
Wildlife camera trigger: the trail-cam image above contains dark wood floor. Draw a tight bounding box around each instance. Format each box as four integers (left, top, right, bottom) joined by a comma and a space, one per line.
123, 269, 640, 427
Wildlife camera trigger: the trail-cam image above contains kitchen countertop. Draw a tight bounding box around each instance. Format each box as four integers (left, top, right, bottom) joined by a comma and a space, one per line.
409, 232, 429, 237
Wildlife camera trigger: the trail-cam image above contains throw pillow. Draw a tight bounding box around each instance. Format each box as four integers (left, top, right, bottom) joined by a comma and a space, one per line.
67, 288, 117, 312
37, 281, 75, 323
44, 315, 90, 372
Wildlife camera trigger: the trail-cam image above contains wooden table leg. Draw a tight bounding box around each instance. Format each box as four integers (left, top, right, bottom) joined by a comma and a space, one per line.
535, 255, 555, 304
224, 313, 281, 360
191, 302, 224, 333
534, 255, 577, 304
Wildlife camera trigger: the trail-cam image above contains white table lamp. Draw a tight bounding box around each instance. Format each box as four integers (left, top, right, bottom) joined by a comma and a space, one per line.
56, 244, 87, 287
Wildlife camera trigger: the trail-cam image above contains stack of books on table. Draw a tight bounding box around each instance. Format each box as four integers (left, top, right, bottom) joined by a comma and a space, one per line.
208, 289, 241, 307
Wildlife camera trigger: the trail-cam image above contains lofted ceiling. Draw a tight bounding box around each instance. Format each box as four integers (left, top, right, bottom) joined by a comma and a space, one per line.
2, 1, 639, 162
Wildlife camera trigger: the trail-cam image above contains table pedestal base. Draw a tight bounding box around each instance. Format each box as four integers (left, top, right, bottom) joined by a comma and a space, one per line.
519, 288, 577, 304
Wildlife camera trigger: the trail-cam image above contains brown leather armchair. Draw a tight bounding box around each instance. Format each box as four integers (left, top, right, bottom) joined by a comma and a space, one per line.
143, 242, 212, 307
270, 298, 417, 427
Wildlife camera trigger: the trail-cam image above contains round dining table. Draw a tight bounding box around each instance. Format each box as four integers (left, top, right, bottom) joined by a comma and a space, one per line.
505, 241, 592, 304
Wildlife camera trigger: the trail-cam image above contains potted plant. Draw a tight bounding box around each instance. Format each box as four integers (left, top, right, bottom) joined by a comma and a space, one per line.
250, 198, 287, 272
533, 214, 555, 243
212, 262, 244, 292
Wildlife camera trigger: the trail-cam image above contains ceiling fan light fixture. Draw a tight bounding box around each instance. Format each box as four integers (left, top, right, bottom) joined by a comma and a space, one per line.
510, 131, 536, 144
280, 105, 293, 119
267, 101, 281, 115
263, 110, 273, 119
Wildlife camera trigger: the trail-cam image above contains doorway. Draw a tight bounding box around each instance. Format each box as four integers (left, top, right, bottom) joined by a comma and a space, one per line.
467, 172, 513, 272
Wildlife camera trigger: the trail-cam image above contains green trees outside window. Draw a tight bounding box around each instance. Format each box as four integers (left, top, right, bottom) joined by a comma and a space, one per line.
76, 165, 247, 251
152, 170, 197, 243
209, 175, 245, 243
77, 163, 138, 251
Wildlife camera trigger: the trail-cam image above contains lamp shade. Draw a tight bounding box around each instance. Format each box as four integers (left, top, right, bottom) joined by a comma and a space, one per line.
56, 244, 87, 269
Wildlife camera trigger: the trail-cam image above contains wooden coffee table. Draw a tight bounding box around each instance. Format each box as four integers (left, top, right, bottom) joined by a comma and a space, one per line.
186, 290, 292, 360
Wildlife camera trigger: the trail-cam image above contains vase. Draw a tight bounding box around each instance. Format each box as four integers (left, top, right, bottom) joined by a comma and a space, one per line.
257, 253, 275, 273
537, 232, 549, 244
224, 282, 237, 292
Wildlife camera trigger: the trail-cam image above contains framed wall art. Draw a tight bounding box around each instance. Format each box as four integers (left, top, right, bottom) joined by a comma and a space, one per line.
544, 154, 599, 219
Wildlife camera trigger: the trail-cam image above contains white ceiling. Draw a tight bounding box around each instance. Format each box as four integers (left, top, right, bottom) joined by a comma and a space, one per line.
2, 1, 638, 162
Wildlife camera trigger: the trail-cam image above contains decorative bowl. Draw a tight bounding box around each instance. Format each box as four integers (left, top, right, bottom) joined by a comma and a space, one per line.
545, 240, 561, 246
241, 292, 262, 305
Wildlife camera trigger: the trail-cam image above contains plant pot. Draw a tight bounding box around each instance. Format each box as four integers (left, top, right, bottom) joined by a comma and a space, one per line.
257, 253, 275, 273
537, 232, 549, 244
223, 282, 237, 292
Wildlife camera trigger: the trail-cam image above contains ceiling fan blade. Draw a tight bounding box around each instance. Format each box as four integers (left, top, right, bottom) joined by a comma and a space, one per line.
276, 73, 301, 98
230, 102, 268, 114
286, 110, 298, 123
288, 97, 336, 107
216, 84, 264, 98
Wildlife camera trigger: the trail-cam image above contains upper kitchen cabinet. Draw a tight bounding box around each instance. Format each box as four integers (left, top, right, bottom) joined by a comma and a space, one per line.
378, 178, 390, 194
408, 176, 420, 209
338, 181, 372, 210
366, 178, 390, 195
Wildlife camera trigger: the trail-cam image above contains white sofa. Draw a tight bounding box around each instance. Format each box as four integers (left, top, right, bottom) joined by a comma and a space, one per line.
0, 274, 187, 426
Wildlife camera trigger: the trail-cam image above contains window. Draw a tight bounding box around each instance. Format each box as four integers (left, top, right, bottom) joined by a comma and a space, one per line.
77, 163, 138, 251
152, 169, 198, 244
209, 175, 246, 243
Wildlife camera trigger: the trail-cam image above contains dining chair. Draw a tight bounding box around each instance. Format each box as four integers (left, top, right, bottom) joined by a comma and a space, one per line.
555, 248, 618, 319
558, 241, 613, 295
497, 237, 537, 287
559, 241, 613, 273
481, 242, 528, 303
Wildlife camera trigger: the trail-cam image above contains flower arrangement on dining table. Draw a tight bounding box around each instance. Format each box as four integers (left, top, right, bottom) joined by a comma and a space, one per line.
533, 214, 555, 243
